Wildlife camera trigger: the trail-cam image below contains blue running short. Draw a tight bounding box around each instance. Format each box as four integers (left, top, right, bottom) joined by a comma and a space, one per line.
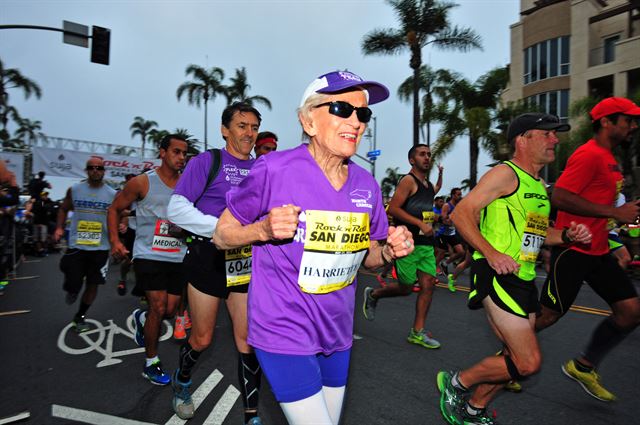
254, 348, 351, 403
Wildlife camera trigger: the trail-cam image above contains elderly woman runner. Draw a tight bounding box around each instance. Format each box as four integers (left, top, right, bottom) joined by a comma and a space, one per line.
213, 71, 414, 424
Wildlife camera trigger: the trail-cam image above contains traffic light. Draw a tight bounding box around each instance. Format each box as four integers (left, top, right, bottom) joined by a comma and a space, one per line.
91, 26, 110, 65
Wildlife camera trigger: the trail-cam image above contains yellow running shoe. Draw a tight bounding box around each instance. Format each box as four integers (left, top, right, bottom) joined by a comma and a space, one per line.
561, 359, 616, 402
504, 380, 522, 393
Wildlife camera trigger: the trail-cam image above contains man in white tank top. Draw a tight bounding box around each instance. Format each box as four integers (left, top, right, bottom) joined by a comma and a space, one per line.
108, 135, 188, 385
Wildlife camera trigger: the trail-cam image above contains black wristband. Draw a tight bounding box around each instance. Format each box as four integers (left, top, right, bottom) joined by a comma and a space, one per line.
561, 228, 572, 244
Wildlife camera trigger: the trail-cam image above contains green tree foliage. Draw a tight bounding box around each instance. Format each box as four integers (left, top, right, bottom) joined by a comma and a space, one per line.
223, 67, 272, 110
430, 66, 509, 188
176, 65, 226, 151
380, 167, 402, 200
0, 58, 42, 144
362, 0, 482, 147
130, 116, 158, 159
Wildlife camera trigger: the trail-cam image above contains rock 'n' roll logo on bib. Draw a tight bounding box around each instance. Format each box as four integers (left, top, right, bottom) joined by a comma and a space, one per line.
520, 212, 548, 262
225, 245, 252, 287
419, 211, 435, 235
151, 219, 183, 253
298, 210, 370, 294
76, 220, 102, 246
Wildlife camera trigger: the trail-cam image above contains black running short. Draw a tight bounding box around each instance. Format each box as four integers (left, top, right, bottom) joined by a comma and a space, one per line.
540, 247, 638, 315
468, 259, 539, 318
133, 258, 186, 295
183, 240, 249, 299
440, 234, 463, 249
59, 248, 110, 294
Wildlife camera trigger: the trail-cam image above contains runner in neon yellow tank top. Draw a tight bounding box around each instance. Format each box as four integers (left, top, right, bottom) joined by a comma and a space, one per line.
472, 160, 550, 282
434, 113, 592, 425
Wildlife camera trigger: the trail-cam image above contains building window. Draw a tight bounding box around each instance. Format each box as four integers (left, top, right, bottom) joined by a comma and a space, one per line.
560, 36, 570, 74
549, 38, 558, 78
524, 36, 570, 85
603, 35, 620, 64
526, 89, 570, 122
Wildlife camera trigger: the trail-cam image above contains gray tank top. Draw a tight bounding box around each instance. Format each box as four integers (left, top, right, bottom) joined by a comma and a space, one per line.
133, 170, 186, 262
69, 182, 116, 251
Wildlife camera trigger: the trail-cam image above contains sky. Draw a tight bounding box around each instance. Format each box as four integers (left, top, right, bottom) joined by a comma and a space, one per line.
1, 0, 520, 199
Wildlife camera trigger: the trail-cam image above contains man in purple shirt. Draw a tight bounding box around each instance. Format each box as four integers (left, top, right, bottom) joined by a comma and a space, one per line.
166, 102, 263, 425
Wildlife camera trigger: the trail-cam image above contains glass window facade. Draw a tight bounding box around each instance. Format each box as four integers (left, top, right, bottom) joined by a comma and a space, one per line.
525, 89, 570, 122
524, 36, 570, 85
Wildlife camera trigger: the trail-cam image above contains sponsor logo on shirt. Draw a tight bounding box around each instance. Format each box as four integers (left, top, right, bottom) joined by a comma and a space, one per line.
350, 189, 372, 209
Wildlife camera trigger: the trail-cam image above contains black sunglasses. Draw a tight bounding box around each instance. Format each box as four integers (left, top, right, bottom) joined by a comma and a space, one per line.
86, 166, 105, 171
314, 101, 373, 123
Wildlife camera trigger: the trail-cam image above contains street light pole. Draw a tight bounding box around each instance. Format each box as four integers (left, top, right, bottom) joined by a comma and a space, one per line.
372, 116, 377, 179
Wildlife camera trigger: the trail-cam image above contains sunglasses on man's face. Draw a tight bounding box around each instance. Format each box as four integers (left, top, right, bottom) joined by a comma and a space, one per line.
314, 101, 373, 123
86, 166, 105, 171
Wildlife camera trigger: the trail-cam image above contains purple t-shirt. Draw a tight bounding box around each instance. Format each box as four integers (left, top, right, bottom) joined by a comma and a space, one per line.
226, 144, 388, 355
174, 148, 254, 217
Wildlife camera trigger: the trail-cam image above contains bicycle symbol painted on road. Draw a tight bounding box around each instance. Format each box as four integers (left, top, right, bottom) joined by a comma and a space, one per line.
57, 314, 173, 368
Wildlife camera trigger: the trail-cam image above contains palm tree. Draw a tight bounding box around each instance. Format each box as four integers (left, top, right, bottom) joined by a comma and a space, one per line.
149, 128, 201, 157
148, 128, 170, 151
380, 167, 402, 200
397, 65, 450, 145
0, 58, 42, 141
15, 117, 43, 147
130, 116, 158, 159
362, 0, 482, 147
172, 128, 201, 156
431, 66, 509, 188
223, 67, 272, 110
176, 65, 226, 151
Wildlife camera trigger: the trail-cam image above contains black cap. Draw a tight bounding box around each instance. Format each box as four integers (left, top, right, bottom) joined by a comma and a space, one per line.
507, 113, 571, 143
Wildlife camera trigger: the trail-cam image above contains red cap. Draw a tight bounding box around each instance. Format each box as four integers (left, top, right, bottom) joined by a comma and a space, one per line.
255, 137, 277, 148
590, 97, 640, 122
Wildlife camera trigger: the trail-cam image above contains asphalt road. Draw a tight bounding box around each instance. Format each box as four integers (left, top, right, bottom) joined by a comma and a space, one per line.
1, 253, 638, 425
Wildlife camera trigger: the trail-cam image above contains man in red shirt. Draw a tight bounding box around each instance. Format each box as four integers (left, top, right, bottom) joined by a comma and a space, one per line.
537, 97, 640, 402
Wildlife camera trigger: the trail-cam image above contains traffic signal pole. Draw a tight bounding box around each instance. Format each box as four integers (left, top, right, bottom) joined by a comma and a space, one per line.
0, 22, 111, 65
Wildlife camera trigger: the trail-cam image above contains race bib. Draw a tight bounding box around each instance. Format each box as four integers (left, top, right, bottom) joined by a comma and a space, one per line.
419, 211, 435, 235
225, 245, 252, 287
422, 211, 435, 224
298, 210, 370, 294
151, 219, 183, 253
76, 220, 102, 246
520, 212, 548, 262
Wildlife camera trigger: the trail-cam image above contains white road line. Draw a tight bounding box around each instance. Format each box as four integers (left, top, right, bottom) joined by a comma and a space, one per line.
10, 275, 39, 280
203, 385, 240, 425
0, 411, 30, 425
164, 369, 224, 425
51, 405, 157, 425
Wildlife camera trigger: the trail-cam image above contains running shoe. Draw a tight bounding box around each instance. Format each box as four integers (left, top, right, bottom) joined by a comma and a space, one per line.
246, 417, 263, 425
561, 359, 616, 401
437, 370, 464, 425
183, 309, 192, 330
72, 315, 90, 333
362, 286, 377, 321
172, 369, 195, 419
65, 291, 78, 305
460, 407, 498, 425
133, 308, 145, 347
440, 260, 449, 276
143, 361, 170, 386
503, 380, 522, 393
408, 328, 441, 349
173, 316, 187, 340
447, 274, 457, 293
117, 280, 126, 296
412, 282, 420, 293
